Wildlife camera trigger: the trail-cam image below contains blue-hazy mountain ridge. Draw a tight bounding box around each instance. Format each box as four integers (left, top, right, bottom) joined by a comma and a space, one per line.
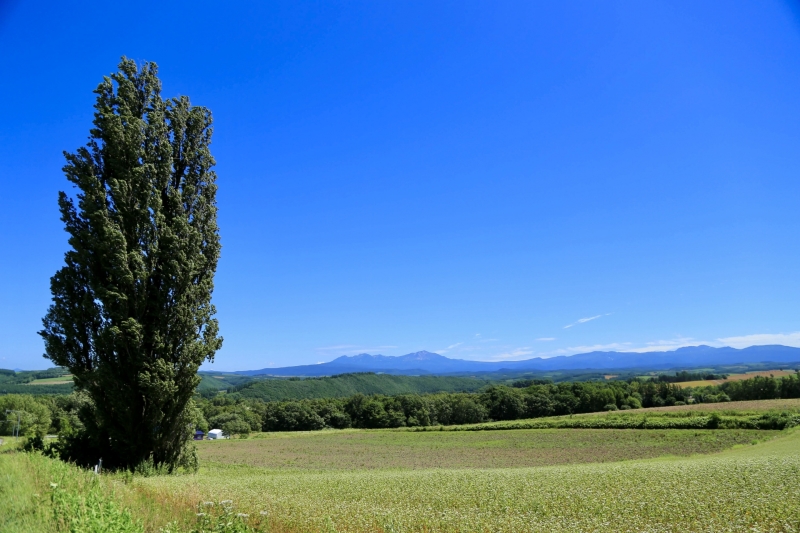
235, 345, 800, 377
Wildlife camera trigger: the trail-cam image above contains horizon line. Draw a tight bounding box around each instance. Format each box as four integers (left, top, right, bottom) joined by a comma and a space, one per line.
201, 343, 797, 373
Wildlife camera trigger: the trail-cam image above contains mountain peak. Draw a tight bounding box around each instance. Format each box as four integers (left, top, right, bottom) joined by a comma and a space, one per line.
233, 345, 800, 377
401, 350, 445, 361
331, 353, 386, 362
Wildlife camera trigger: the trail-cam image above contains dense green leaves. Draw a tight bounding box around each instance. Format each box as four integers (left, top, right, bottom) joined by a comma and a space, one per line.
39, 58, 221, 470
720, 373, 800, 400
0, 395, 52, 437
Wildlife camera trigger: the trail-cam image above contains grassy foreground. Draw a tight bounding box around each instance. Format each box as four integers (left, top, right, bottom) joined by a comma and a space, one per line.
0, 445, 144, 533
142, 428, 800, 532
2, 416, 799, 531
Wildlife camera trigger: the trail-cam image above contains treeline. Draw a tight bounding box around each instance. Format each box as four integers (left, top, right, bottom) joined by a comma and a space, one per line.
721, 374, 800, 401
193, 372, 800, 435
0, 393, 84, 438
655, 371, 727, 383
4, 371, 800, 438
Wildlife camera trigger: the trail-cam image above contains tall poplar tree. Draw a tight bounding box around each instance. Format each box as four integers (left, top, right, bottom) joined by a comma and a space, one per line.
40, 58, 222, 470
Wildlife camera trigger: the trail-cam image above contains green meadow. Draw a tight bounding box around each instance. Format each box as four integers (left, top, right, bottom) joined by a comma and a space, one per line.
3, 401, 800, 532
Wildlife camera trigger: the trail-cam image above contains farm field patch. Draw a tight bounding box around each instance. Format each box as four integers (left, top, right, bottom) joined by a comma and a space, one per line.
5, 401, 800, 532
196, 428, 775, 470
26, 375, 73, 385
138, 428, 800, 532
539, 398, 800, 418
619, 397, 800, 413
675, 369, 796, 388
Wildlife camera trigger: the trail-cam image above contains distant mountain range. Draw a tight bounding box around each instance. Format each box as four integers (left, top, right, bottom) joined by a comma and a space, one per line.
234, 345, 800, 377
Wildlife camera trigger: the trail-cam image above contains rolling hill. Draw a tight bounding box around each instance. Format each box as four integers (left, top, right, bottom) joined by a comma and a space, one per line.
230, 373, 492, 402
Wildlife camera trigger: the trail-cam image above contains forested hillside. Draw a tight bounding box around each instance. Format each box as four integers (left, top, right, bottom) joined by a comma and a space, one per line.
1, 369, 488, 400
0, 368, 73, 395
228, 372, 491, 401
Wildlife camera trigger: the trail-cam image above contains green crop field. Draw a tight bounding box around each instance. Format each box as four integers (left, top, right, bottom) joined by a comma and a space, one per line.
3, 402, 800, 532
195, 427, 776, 470
26, 375, 74, 385
137, 427, 800, 532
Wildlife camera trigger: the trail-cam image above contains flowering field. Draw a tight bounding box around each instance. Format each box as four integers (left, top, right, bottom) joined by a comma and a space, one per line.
135, 427, 800, 532
4, 411, 799, 532
196, 427, 774, 470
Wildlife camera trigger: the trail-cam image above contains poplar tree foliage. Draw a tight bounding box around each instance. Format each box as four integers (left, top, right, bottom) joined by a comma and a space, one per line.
40, 58, 222, 471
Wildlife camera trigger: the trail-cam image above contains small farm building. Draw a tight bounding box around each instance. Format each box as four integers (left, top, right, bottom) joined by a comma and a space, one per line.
208, 429, 225, 440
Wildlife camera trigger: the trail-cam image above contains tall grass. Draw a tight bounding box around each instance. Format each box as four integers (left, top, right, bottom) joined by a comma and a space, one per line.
0, 445, 51, 532
0, 449, 150, 532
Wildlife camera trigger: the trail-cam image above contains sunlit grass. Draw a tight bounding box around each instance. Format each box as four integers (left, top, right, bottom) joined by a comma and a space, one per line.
196, 428, 776, 470
137, 427, 800, 532
3, 402, 799, 532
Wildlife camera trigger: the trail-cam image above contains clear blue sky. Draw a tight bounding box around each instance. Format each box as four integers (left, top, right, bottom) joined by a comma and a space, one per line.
1, 1, 799, 371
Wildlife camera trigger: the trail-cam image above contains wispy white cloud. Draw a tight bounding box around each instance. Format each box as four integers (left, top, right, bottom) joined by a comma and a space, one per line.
435, 336, 500, 355
485, 347, 535, 361
717, 332, 800, 349
313, 331, 800, 365
622, 337, 709, 353
316, 344, 359, 351
437, 342, 463, 354
315, 345, 397, 356
563, 313, 611, 329
544, 332, 800, 356
540, 342, 634, 357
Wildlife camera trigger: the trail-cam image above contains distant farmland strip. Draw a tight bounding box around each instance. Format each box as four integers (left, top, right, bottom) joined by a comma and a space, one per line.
27, 376, 73, 385
676, 369, 795, 388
